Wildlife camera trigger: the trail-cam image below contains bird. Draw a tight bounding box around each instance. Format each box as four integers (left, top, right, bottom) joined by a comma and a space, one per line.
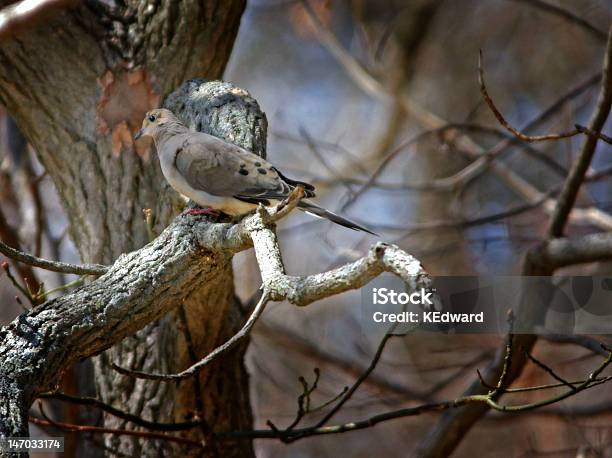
134, 108, 376, 235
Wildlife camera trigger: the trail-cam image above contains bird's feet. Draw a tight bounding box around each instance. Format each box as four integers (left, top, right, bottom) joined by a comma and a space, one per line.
183, 206, 224, 220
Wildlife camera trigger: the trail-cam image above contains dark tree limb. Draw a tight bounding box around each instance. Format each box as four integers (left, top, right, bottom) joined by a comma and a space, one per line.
509, 0, 609, 42
547, 26, 612, 238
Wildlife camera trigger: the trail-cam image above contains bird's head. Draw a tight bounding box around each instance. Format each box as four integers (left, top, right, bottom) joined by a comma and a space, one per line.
134, 108, 179, 141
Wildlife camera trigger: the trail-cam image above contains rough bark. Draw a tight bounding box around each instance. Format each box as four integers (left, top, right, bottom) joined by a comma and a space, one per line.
0, 215, 235, 439
0, 202, 428, 455
0, 1, 255, 456
92, 78, 267, 457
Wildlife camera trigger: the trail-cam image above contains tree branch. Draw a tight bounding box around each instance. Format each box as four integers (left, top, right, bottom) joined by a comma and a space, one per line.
547, 25, 612, 238
533, 232, 612, 269
28, 416, 203, 449
478, 50, 610, 144
509, 0, 609, 42
0, 240, 108, 275
304, 5, 612, 233
0, 199, 427, 439
214, 345, 612, 442
416, 25, 612, 458
111, 193, 429, 381
38, 393, 207, 432
536, 328, 611, 357
112, 291, 272, 381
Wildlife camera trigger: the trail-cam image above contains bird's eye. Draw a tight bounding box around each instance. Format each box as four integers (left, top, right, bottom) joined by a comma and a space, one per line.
148, 115, 156, 122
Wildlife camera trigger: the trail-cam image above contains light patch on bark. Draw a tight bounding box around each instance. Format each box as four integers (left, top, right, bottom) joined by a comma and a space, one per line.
96, 68, 160, 158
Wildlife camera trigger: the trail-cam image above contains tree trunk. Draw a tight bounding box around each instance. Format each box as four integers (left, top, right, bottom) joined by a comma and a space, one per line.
0, 1, 255, 456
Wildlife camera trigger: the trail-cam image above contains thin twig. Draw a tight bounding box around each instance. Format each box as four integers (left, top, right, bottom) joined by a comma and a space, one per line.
0, 239, 108, 275
509, 0, 608, 42
485, 348, 612, 412
574, 124, 612, 145
493, 310, 515, 394
479, 50, 585, 143
523, 351, 577, 391
38, 392, 207, 432
297, 321, 408, 437
29, 416, 203, 448
536, 328, 610, 357
1, 261, 36, 306
216, 348, 612, 442
498, 377, 612, 394
112, 291, 271, 381
274, 368, 341, 433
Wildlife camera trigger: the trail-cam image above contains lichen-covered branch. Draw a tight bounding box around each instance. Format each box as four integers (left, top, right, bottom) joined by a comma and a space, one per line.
0, 215, 225, 441
250, 219, 428, 306
0, 204, 427, 449
109, 195, 430, 382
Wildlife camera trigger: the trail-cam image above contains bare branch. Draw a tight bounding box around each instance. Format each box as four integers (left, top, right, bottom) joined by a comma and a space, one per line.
547, 26, 612, 237
509, 0, 609, 42
493, 311, 515, 394
252, 236, 429, 306
0, 239, 108, 275
417, 28, 612, 457
112, 290, 271, 381
308, 330, 400, 433
536, 328, 611, 357
574, 124, 612, 145
523, 351, 577, 392
216, 347, 612, 442
485, 348, 612, 412
303, 7, 612, 234
112, 203, 428, 381
38, 393, 207, 432
29, 416, 203, 449
478, 50, 598, 143
532, 232, 612, 269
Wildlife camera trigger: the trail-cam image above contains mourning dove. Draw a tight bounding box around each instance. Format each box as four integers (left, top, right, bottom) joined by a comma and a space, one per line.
135, 108, 376, 235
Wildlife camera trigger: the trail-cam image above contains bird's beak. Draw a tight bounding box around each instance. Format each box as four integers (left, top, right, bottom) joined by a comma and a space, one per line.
134, 129, 144, 141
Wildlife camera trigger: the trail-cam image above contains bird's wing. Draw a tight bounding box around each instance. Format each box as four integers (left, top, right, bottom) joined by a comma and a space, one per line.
173, 133, 315, 203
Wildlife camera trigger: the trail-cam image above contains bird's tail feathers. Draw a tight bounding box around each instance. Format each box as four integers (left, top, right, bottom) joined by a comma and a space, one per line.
273, 168, 316, 198
297, 201, 377, 235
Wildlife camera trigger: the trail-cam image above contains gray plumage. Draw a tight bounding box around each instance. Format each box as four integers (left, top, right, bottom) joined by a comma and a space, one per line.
135, 108, 376, 235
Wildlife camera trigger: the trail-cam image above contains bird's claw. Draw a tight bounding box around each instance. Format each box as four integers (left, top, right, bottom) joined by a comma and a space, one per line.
184, 207, 223, 219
